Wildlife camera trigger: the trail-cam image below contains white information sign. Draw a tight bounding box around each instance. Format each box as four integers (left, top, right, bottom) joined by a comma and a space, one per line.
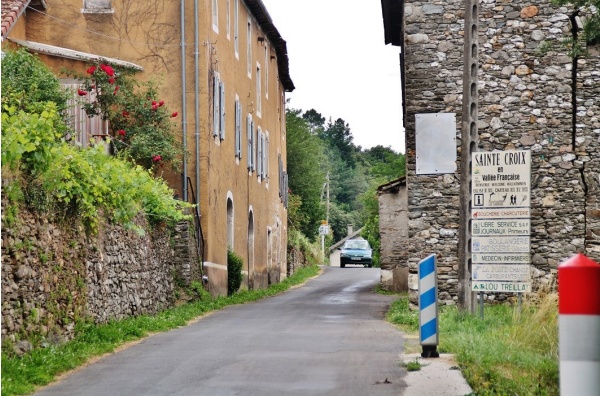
472, 236, 530, 253
472, 151, 531, 208
319, 225, 330, 235
472, 208, 530, 219
472, 281, 531, 293
472, 219, 530, 236
472, 264, 531, 281
472, 253, 530, 264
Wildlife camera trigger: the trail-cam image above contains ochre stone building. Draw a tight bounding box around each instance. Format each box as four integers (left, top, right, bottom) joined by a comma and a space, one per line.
2, 0, 294, 296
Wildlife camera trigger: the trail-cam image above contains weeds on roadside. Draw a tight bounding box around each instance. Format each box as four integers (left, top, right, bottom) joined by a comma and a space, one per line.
387, 293, 559, 395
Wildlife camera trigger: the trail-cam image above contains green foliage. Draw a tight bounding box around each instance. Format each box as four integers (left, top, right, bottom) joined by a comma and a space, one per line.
1, 265, 320, 396
1, 49, 70, 117
288, 228, 321, 265
553, 0, 600, 45
41, 143, 189, 233
286, 109, 326, 237
402, 358, 422, 372
71, 62, 182, 172
2, 103, 63, 176
1, 49, 190, 234
387, 294, 559, 395
227, 249, 244, 296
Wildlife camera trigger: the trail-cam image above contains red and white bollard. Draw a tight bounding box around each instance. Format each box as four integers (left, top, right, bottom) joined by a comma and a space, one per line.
558, 254, 600, 396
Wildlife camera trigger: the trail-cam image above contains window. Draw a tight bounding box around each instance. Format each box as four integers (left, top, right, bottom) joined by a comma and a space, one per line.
226, 0, 231, 39
212, 0, 218, 33
265, 46, 269, 99
264, 131, 269, 179
247, 19, 252, 77
62, 80, 108, 147
257, 127, 263, 179
234, 96, 242, 159
234, 0, 239, 57
256, 64, 262, 117
247, 114, 254, 171
83, 0, 113, 13
212, 72, 225, 140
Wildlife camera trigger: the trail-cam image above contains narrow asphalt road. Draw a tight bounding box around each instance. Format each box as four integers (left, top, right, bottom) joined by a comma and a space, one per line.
35, 266, 406, 396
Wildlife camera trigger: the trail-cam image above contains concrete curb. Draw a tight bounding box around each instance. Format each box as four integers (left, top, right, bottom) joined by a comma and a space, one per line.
401, 353, 473, 396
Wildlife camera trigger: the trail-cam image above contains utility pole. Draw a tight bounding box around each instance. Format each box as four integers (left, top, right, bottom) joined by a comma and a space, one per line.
458, 0, 479, 312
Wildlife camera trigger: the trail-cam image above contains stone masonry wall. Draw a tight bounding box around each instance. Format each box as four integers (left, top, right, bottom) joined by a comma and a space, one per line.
1, 195, 199, 351
403, 1, 600, 305
379, 187, 409, 291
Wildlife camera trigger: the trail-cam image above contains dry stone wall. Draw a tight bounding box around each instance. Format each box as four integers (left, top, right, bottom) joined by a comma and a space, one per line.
1, 195, 200, 351
403, 0, 600, 305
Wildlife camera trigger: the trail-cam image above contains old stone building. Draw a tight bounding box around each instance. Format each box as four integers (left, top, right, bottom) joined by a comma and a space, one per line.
377, 177, 409, 291
381, 0, 599, 304
2, 0, 293, 296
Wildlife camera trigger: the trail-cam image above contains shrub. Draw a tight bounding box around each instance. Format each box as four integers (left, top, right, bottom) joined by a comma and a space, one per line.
227, 249, 244, 296
71, 62, 182, 172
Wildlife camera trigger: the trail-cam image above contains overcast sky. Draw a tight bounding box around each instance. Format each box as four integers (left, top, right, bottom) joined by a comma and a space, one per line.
261, 0, 405, 153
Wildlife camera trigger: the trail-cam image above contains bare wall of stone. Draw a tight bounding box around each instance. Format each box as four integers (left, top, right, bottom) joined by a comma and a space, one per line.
1, 197, 199, 349
379, 186, 409, 291
403, 1, 599, 305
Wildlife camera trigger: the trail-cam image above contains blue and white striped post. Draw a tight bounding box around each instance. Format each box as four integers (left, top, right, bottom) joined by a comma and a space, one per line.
418, 254, 439, 358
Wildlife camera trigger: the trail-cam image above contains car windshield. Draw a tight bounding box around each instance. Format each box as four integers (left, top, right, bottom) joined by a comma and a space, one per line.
343, 241, 370, 250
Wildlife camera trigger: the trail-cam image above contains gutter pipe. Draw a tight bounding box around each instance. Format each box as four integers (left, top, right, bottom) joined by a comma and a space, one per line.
194, 0, 200, 209
180, 0, 188, 201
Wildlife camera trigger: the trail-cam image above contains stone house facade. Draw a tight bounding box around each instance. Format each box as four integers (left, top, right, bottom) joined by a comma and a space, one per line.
381, 0, 600, 304
377, 177, 408, 292
1, 0, 294, 296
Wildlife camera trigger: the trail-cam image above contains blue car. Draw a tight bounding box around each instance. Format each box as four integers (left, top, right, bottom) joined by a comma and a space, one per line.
339, 239, 372, 268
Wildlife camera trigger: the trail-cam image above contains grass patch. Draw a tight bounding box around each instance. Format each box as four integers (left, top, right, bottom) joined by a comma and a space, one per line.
386, 293, 558, 395
401, 358, 422, 372
1, 265, 321, 396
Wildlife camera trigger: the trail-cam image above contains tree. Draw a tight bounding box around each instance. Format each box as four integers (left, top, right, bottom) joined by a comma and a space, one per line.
286, 109, 327, 238
553, 0, 599, 45
302, 109, 325, 134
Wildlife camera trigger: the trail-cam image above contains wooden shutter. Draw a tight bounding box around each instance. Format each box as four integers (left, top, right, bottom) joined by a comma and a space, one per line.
219, 81, 225, 140
213, 74, 219, 137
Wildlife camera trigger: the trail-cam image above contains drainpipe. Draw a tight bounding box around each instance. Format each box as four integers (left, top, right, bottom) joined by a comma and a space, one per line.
181, 0, 188, 202
194, 0, 200, 209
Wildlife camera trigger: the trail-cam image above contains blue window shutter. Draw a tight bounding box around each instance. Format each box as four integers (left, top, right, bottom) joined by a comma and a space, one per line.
247, 115, 252, 169
257, 129, 263, 178
235, 99, 241, 158
219, 81, 226, 140
251, 120, 255, 171
265, 135, 269, 178
213, 74, 219, 137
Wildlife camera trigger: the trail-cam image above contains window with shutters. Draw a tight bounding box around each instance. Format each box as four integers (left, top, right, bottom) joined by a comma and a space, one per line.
247, 19, 252, 78
265, 47, 269, 99
219, 81, 225, 140
257, 127, 263, 180
62, 80, 108, 147
247, 114, 254, 171
234, 96, 242, 159
256, 64, 262, 118
264, 131, 269, 179
226, 0, 231, 39
212, 0, 219, 33
212, 72, 225, 140
234, 0, 239, 58
82, 0, 113, 13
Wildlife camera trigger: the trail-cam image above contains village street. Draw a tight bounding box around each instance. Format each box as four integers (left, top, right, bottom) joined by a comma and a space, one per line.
34, 267, 407, 396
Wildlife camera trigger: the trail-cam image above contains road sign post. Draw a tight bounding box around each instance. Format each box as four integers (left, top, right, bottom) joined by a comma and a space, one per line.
470, 151, 532, 317
418, 254, 439, 358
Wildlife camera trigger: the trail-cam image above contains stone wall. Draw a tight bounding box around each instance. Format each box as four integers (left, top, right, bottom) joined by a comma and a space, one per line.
378, 182, 409, 291
1, 195, 200, 351
403, 1, 600, 305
